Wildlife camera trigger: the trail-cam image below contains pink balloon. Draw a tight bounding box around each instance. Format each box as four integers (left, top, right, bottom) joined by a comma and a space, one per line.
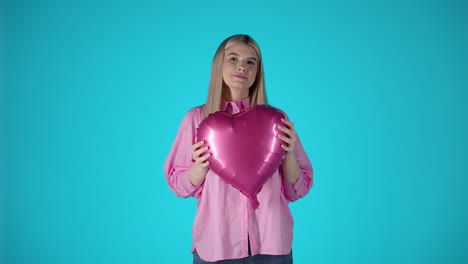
197, 105, 287, 209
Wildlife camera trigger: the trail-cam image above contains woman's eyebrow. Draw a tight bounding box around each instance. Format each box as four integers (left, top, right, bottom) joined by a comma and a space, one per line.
227, 52, 257, 61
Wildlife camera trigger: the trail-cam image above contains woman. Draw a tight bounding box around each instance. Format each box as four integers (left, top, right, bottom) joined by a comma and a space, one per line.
164, 34, 313, 263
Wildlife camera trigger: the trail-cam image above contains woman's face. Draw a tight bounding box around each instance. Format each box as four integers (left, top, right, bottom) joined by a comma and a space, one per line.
222, 43, 259, 98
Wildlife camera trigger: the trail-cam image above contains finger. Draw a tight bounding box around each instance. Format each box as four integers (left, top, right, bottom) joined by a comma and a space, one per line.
278, 134, 291, 144
277, 124, 292, 136
194, 146, 209, 158
278, 134, 297, 153
200, 160, 210, 168
281, 144, 291, 152
278, 126, 296, 142
196, 153, 211, 167
199, 152, 211, 162
281, 118, 296, 134
280, 118, 294, 128
192, 141, 205, 151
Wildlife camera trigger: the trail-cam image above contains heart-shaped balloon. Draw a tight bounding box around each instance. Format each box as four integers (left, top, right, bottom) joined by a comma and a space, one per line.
196, 105, 286, 209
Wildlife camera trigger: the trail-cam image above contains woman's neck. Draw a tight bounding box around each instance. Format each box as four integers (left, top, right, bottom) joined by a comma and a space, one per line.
222, 87, 249, 101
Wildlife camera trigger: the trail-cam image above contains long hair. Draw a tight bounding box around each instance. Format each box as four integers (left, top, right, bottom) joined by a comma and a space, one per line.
203, 34, 267, 118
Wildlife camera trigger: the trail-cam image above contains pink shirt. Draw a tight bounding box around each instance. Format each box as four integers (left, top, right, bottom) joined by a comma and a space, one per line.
163, 97, 313, 262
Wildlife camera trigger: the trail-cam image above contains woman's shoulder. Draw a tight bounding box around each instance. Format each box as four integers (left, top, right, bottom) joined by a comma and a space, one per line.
185, 104, 205, 118
179, 104, 205, 126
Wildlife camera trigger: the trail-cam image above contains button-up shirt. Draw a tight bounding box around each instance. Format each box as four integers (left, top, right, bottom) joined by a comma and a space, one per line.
163, 97, 313, 262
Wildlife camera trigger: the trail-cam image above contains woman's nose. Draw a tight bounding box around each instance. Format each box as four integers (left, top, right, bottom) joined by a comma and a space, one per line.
238, 64, 246, 72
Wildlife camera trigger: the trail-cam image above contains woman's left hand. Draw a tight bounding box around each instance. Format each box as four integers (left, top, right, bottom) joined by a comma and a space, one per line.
277, 118, 301, 183
277, 118, 297, 155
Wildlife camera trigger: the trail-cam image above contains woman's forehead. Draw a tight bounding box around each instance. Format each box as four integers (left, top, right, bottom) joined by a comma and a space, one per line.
225, 43, 258, 59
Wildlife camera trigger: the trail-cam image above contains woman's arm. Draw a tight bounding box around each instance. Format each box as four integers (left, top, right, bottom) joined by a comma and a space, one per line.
277, 118, 314, 202
163, 107, 205, 199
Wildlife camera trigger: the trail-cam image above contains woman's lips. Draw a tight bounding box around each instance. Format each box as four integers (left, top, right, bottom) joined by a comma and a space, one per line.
233, 74, 247, 79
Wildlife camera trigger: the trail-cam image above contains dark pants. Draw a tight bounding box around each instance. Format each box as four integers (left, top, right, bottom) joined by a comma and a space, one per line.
193, 241, 293, 264
193, 250, 293, 264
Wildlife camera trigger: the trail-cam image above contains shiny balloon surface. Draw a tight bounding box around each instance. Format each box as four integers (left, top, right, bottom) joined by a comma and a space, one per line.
197, 105, 287, 209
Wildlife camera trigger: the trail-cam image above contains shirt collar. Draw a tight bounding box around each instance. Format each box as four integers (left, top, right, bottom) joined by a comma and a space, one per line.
222, 97, 252, 114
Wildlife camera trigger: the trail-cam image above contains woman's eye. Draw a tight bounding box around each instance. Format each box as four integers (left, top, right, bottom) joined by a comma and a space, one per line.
247, 60, 255, 65
229, 57, 237, 62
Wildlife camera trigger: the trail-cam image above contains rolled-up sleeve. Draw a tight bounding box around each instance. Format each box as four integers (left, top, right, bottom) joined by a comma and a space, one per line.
163, 107, 204, 199
281, 135, 314, 202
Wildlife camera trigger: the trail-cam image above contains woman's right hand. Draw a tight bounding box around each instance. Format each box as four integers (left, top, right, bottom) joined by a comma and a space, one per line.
188, 141, 211, 186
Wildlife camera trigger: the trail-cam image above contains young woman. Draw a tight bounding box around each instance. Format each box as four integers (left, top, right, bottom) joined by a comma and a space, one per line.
164, 34, 313, 263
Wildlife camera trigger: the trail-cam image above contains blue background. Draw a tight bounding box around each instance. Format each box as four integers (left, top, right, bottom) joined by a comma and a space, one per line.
2, 0, 467, 263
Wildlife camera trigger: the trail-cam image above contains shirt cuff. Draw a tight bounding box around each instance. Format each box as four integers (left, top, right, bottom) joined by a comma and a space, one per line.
291, 173, 306, 191
285, 172, 309, 200
181, 171, 204, 197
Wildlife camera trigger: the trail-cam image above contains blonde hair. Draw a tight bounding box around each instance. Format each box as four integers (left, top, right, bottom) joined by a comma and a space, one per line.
203, 34, 268, 118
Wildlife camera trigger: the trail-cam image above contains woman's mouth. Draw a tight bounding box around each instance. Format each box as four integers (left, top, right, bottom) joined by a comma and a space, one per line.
233, 74, 247, 79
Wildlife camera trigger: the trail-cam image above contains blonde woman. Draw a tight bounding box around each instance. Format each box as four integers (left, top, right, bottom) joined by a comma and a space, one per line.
164, 34, 313, 263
